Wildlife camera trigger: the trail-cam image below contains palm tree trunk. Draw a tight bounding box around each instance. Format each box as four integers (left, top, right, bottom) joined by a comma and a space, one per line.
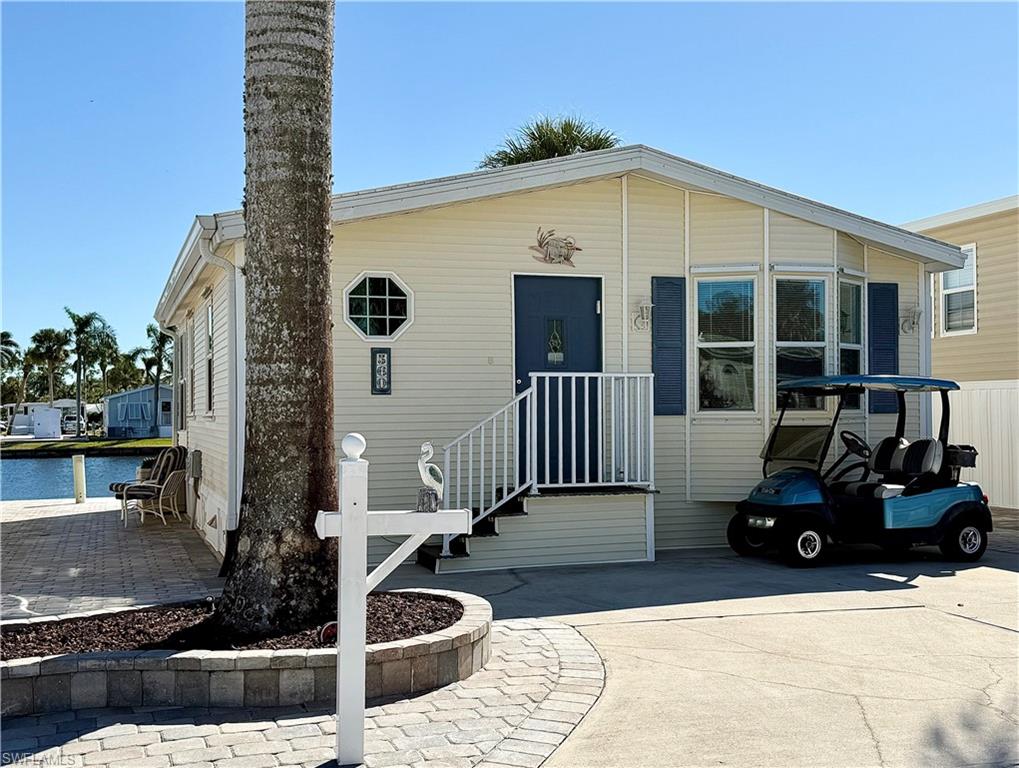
48, 367, 55, 405
151, 360, 162, 436
217, 0, 337, 634
75, 359, 83, 437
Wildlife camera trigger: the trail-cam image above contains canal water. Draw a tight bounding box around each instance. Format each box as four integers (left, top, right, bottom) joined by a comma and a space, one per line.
1, 456, 142, 501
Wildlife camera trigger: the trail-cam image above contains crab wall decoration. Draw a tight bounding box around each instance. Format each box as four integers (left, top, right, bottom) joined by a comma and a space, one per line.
529, 227, 582, 267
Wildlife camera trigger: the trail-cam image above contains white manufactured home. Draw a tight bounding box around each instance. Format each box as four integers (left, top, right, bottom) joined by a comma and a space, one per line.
155, 145, 966, 572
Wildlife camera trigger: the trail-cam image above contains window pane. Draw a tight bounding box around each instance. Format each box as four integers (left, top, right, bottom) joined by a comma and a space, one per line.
388, 317, 406, 335
348, 296, 367, 316
699, 347, 754, 410
839, 283, 862, 345
368, 297, 387, 316
368, 317, 387, 336
368, 276, 388, 296
388, 282, 406, 299
388, 297, 407, 318
697, 281, 753, 343
839, 348, 861, 408
776, 347, 824, 409
945, 290, 975, 331
943, 248, 974, 290
349, 278, 368, 297
776, 280, 825, 343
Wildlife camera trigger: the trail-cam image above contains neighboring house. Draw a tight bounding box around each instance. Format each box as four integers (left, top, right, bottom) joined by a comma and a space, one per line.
103, 385, 172, 438
904, 195, 1019, 509
155, 145, 965, 567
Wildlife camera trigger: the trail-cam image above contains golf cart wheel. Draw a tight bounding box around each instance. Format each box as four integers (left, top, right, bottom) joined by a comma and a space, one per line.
939, 519, 988, 562
727, 515, 768, 557
781, 522, 827, 567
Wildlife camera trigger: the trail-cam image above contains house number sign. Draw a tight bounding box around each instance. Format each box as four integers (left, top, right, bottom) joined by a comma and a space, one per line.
371, 347, 391, 395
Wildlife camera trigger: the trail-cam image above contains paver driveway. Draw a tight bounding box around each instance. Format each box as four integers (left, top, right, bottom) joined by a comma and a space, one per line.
385, 514, 1019, 768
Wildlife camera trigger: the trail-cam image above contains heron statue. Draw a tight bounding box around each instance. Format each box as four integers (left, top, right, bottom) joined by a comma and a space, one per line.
418, 441, 444, 504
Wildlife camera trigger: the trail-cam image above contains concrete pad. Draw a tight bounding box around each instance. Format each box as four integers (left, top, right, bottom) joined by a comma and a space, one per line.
383, 526, 1019, 768
548, 608, 1017, 768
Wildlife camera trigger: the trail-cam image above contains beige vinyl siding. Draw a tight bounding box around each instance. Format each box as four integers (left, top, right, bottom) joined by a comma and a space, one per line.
689, 193, 763, 266
175, 267, 232, 552
922, 208, 1019, 382
687, 194, 765, 502
867, 248, 922, 441
331, 179, 625, 565
622, 177, 696, 546
435, 494, 648, 572
769, 212, 835, 267
837, 233, 865, 272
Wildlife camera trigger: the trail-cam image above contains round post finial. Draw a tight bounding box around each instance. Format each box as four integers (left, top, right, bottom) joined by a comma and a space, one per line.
341, 432, 367, 460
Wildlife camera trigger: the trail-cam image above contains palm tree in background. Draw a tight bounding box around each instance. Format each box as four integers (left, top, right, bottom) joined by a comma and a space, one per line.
29, 328, 71, 405
65, 308, 116, 437
107, 352, 146, 394
479, 115, 620, 169
139, 324, 173, 435
94, 333, 122, 399
1, 331, 20, 370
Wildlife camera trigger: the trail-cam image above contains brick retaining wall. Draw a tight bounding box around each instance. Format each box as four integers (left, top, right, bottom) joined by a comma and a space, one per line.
0, 589, 490, 717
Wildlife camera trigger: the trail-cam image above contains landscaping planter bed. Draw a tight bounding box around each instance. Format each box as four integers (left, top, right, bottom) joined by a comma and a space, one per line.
0, 589, 491, 716
1, 591, 462, 658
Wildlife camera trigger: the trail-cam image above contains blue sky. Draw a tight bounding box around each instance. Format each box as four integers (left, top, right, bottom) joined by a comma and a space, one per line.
3, 2, 1016, 353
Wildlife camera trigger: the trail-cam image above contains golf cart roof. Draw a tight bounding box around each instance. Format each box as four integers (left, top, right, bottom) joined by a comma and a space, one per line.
778, 375, 960, 394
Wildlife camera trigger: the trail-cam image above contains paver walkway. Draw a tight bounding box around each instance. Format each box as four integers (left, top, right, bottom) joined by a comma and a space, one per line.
1, 499, 223, 620
0, 620, 604, 768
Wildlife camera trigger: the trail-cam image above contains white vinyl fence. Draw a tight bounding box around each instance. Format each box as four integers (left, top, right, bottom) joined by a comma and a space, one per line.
933, 379, 1019, 509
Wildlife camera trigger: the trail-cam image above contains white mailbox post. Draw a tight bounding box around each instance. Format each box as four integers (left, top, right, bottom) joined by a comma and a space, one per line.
315, 433, 471, 767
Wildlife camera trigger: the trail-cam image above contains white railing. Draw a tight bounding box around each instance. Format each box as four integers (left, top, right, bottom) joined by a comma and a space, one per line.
439, 372, 654, 558
529, 373, 655, 489
441, 389, 533, 556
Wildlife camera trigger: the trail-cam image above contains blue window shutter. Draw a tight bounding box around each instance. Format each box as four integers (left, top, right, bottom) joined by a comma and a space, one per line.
868, 282, 899, 414
651, 277, 686, 415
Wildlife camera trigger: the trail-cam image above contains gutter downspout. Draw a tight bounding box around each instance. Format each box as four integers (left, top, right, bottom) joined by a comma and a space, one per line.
200, 236, 244, 572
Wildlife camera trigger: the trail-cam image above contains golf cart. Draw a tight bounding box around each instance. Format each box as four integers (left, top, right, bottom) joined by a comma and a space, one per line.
727, 375, 992, 566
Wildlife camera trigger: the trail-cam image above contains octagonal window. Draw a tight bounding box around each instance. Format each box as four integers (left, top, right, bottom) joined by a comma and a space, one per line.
343, 271, 413, 340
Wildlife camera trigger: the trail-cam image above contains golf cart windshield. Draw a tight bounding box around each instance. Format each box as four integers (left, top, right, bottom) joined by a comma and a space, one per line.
760, 423, 831, 465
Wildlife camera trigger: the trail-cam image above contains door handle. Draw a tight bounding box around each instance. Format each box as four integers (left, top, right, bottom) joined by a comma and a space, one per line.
516, 379, 522, 385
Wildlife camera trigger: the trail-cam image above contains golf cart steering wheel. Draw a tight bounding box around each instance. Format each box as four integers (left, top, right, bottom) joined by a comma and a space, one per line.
840, 430, 871, 460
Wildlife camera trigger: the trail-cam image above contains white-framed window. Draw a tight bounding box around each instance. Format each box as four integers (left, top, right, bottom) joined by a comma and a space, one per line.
342, 271, 414, 341
838, 280, 864, 409
695, 277, 755, 412
205, 302, 214, 413
177, 330, 188, 429
187, 316, 196, 416
940, 243, 976, 336
774, 277, 826, 410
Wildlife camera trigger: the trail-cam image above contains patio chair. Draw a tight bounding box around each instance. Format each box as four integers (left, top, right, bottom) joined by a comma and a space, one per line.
135, 468, 187, 526
110, 445, 186, 527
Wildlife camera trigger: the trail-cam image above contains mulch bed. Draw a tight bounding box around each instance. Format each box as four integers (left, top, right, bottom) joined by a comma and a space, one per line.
0, 592, 463, 660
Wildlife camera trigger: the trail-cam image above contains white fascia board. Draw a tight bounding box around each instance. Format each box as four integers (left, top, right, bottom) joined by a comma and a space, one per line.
159, 144, 967, 318
901, 194, 1019, 232
635, 147, 965, 269
329, 147, 644, 223
155, 216, 215, 326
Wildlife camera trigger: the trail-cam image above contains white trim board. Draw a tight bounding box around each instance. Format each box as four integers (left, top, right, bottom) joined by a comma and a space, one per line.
158, 146, 969, 325
902, 195, 1018, 232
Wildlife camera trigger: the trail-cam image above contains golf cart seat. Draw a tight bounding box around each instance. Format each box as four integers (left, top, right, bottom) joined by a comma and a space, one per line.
831, 437, 944, 499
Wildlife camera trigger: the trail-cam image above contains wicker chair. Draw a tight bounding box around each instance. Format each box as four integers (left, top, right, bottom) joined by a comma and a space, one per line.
110, 446, 187, 527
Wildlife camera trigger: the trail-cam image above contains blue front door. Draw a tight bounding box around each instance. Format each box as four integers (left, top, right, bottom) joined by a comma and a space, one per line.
514, 276, 602, 484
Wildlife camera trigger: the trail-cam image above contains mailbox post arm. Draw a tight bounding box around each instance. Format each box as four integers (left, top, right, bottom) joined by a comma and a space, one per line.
336, 438, 368, 766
